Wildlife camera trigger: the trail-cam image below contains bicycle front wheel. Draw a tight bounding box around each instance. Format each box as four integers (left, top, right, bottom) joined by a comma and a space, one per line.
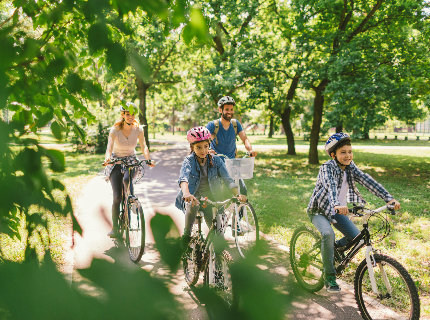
355, 254, 420, 320
183, 236, 201, 286
234, 202, 259, 258
289, 226, 324, 292
126, 198, 145, 263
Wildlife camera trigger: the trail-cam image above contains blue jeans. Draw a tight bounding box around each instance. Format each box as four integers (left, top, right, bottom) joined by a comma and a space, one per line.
311, 213, 360, 276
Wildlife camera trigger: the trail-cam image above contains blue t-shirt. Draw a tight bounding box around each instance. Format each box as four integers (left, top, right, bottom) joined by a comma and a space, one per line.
206, 119, 243, 159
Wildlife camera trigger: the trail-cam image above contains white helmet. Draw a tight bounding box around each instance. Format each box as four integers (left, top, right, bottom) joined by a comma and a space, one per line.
217, 96, 235, 107
119, 101, 137, 112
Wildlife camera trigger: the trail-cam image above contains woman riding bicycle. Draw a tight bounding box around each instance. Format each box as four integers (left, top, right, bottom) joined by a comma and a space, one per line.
307, 132, 400, 293
103, 102, 155, 238
175, 126, 247, 247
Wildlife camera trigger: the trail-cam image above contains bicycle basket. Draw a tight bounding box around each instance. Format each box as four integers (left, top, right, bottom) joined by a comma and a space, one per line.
368, 212, 391, 244
225, 157, 255, 180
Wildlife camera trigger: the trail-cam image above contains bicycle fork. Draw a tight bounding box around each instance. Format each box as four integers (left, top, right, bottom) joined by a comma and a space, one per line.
365, 246, 392, 298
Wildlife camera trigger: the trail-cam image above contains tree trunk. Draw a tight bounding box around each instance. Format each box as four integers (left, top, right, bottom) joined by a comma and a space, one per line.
136, 78, 150, 149
268, 115, 274, 138
280, 106, 296, 155
336, 124, 343, 133
278, 73, 300, 155
309, 87, 325, 165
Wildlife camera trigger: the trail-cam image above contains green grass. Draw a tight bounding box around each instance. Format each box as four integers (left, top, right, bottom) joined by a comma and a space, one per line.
239, 148, 430, 315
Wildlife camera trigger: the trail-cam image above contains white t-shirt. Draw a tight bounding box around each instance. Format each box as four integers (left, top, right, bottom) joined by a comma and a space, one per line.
332, 170, 348, 216
110, 125, 143, 157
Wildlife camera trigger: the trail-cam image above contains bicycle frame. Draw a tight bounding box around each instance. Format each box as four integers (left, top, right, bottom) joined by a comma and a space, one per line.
334, 204, 396, 296
195, 197, 240, 272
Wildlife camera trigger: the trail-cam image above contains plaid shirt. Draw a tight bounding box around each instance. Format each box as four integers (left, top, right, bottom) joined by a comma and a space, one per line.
307, 160, 393, 220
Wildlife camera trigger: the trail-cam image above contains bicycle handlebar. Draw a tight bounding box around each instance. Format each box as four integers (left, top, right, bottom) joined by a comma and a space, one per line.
199, 196, 242, 207
335, 204, 397, 219
102, 157, 155, 167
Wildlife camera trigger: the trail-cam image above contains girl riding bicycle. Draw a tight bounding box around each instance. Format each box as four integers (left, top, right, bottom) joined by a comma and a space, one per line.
175, 126, 247, 247
103, 102, 155, 238
307, 132, 400, 293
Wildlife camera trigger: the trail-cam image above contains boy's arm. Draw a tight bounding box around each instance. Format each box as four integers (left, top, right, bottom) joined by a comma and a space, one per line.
352, 164, 394, 203
319, 165, 341, 209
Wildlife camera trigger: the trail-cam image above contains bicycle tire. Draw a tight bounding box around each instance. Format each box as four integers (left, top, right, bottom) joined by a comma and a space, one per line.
234, 202, 259, 258
203, 248, 237, 319
354, 254, 420, 320
289, 226, 324, 292
125, 198, 145, 263
183, 235, 201, 286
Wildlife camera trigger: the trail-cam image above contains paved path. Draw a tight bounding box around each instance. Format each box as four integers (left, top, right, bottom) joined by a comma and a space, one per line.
71, 144, 388, 319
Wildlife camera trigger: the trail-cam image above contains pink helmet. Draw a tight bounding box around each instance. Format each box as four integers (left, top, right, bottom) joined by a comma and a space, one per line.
187, 126, 211, 143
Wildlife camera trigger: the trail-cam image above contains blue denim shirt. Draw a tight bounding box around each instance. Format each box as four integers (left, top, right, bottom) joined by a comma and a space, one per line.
175, 153, 238, 210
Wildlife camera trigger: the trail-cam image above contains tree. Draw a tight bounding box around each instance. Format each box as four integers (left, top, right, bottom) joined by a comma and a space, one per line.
289, 0, 430, 164
0, 0, 207, 258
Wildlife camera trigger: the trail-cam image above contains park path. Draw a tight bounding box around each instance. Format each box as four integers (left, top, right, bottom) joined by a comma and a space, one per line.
71, 143, 371, 320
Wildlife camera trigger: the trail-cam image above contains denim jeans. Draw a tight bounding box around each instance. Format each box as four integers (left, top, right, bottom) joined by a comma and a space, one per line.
311, 213, 360, 276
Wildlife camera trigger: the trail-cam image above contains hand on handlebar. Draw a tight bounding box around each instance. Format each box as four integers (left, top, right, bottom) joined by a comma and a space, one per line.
387, 199, 400, 210
334, 206, 348, 216
183, 193, 199, 207
236, 194, 247, 203
147, 160, 156, 168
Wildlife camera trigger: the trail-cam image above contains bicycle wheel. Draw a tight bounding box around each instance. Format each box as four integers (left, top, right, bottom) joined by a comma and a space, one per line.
355, 254, 420, 320
125, 198, 145, 262
183, 235, 201, 286
234, 202, 259, 258
289, 226, 324, 292
203, 246, 236, 308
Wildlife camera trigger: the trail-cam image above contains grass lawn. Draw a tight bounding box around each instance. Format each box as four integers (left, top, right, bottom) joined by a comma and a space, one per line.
240, 147, 430, 316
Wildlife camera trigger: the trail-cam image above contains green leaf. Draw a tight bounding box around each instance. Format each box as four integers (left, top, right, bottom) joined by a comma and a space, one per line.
88, 23, 111, 53
44, 148, 65, 173
73, 123, 86, 143
46, 58, 67, 82
66, 73, 83, 94
129, 51, 151, 82
106, 42, 127, 73
84, 81, 103, 100
50, 121, 63, 141
150, 213, 182, 273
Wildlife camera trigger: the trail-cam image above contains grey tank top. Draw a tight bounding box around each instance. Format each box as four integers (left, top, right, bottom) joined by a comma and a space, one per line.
195, 159, 211, 198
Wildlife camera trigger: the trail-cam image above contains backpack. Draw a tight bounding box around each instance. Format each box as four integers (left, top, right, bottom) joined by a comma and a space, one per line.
213, 118, 238, 145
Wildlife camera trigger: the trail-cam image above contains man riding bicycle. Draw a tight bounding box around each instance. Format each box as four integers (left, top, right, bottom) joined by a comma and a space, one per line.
206, 96, 257, 197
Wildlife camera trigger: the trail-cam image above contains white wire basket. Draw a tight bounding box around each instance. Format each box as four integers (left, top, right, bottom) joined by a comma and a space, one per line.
225, 157, 255, 180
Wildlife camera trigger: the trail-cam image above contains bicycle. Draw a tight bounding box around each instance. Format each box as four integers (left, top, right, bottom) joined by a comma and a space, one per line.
103, 157, 154, 263
221, 153, 259, 258
289, 203, 420, 320
183, 196, 244, 309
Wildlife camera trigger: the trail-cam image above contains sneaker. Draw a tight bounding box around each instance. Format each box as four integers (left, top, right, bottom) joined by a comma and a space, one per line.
107, 228, 121, 239
325, 275, 341, 293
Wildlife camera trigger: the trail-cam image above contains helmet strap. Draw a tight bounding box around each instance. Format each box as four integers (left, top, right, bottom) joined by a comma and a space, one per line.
334, 155, 349, 168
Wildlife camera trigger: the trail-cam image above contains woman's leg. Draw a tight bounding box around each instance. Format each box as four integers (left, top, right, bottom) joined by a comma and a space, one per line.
332, 213, 361, 247
109, 165, 123, 230
123, 167, 136, 195
311, 214, 336, 277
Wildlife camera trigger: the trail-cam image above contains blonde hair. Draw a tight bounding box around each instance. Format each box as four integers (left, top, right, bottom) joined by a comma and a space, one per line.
113, 111, 139, 130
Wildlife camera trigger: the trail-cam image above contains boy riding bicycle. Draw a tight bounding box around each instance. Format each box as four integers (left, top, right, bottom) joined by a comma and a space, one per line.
175, 126, 247, 247
307, 132, 400, 293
